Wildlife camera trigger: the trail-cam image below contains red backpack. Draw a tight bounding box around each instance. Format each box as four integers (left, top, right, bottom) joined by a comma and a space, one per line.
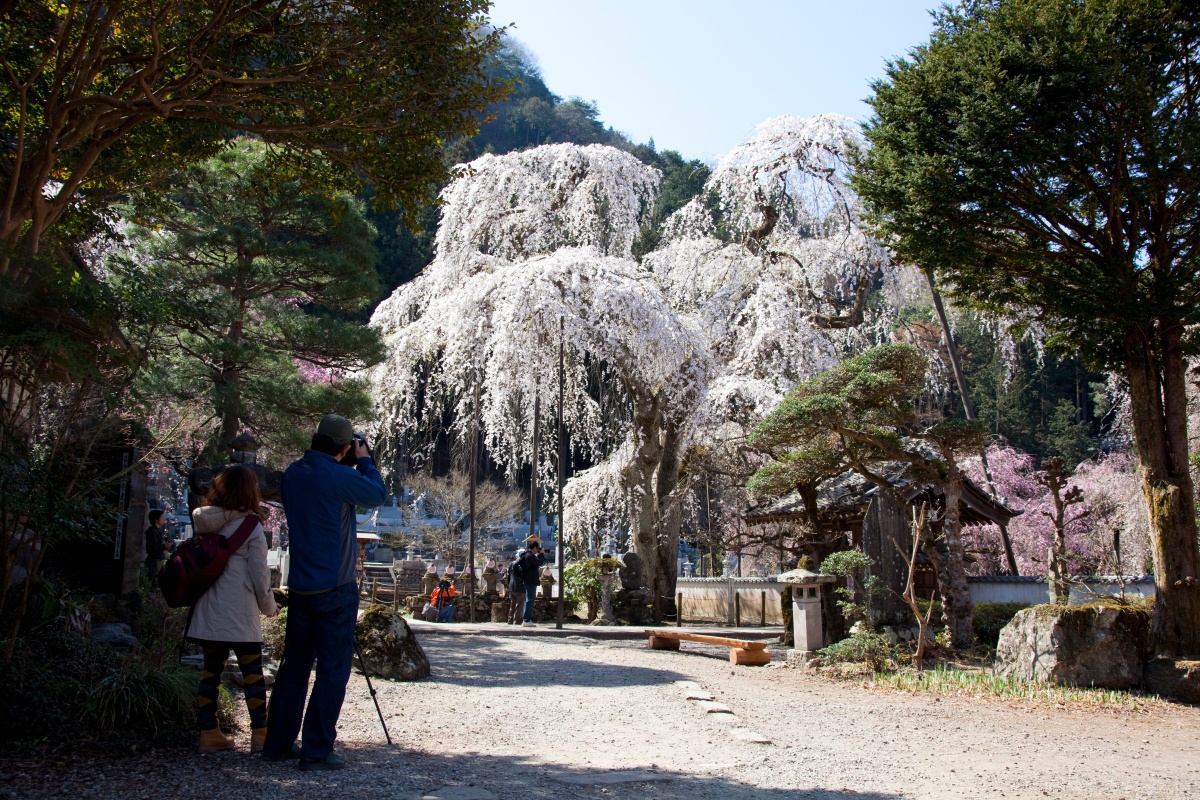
159, 515, 259, 608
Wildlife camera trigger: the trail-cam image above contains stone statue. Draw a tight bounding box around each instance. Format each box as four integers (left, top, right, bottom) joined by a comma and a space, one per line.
619, 551, 644, 590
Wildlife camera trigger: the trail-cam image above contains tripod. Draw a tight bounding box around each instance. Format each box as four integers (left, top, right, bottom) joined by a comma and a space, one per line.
354, 638, 393, 745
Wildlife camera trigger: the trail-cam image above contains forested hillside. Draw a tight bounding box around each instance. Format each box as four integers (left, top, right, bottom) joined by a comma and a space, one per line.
364, 39, 712, 306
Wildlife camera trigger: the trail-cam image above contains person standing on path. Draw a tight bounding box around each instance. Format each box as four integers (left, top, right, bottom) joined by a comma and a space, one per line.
184, 466, 279, 754
506, 547, 526, 625
144, 509, 168, 590
517, 538, 550, 627
262, 415, 387, 771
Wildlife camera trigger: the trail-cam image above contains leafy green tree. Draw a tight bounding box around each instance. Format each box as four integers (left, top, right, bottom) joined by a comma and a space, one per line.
0, 0, 504, 274
114, 138, 383, 461
749, 343, 987, 648
854, 0, 1200, 656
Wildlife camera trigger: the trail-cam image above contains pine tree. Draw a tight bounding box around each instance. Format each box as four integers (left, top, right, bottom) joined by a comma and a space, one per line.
115, 138, 384, 461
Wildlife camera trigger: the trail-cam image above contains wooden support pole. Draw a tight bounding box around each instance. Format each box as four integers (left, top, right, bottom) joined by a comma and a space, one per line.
734, 592, 741, 628
676, 592, 683, 627
760, 590, 766, 627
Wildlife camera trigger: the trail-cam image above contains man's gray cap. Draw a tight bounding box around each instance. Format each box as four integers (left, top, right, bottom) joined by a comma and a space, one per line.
316, 414, 354, 446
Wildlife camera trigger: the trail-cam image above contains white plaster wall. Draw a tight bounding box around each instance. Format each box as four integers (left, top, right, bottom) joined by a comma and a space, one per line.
676, 578, 785, 625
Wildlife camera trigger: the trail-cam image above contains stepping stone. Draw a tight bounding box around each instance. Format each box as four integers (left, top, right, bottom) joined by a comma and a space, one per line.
697, 700, 734, 714
685, 691, 715, 701
674, 680, 702, 689
421, 788, 496, 800
728, 728, 772, 744
557, 771, 672, 785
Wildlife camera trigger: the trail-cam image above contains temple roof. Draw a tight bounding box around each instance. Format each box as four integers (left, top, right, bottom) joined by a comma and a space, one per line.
744, 463, 1021, 528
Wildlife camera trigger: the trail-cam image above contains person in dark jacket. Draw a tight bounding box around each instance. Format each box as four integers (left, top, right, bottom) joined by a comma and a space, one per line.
517, 539, 550, 627
144, 510, 167, 589
262, 415, 386, 771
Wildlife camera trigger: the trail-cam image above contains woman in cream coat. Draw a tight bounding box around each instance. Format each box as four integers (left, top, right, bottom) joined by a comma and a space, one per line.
185, 465, 278, 753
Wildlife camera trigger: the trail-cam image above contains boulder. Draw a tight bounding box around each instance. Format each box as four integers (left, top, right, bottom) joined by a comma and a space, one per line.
1143, 658, 1200, 704
995, 603, 1151, 689
90, 622, 140, 651
355, 604, 431, 681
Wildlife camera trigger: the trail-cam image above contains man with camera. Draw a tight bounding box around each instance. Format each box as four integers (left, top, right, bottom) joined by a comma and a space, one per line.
514, 538, 550, 627
262, 414, 387, 770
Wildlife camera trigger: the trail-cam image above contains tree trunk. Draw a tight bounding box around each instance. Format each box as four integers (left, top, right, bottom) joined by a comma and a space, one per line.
926, 268, 1019, 575
1124, 325, 1200, 657
939, 480, 974, 648
627, 393, 682, 624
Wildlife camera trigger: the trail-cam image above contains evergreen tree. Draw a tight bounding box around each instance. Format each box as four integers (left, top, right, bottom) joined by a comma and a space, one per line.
114, 138, 384, 462
749, 343, 988, 648
855, 0, 1200, 656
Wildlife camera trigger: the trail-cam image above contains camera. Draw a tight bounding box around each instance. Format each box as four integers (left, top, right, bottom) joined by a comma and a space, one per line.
340, 432, 374, 465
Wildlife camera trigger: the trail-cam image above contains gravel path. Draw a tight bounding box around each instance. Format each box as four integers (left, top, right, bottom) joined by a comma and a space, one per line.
6, 634, 1199, 800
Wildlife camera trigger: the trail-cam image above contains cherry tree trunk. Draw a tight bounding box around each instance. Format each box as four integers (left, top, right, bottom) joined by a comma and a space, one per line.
1125, 325, 1200, 658
629, 397, 682, 624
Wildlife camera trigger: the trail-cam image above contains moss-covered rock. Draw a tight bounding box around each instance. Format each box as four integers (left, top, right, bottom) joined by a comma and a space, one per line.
355, 604, 430, 681
995, 601, 1151, 689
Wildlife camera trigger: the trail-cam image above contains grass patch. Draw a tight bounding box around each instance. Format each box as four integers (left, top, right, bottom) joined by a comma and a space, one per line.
865, 664, 1166, 709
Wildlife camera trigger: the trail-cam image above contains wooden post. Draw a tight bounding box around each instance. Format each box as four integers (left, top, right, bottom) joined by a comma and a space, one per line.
371, 578, 378, 602
469, 378, 480, 623
676, 592, 683, 627
734, 592, 741, 628
760, 590, 766, 627
556, 320, 566, 630
529, 394, 540, 544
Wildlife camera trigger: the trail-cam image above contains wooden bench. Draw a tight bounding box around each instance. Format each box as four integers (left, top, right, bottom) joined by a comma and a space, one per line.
646, 629, 771, 666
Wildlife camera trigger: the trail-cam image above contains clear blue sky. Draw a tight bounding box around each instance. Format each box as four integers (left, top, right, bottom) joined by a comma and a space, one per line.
487, 0, 940, 161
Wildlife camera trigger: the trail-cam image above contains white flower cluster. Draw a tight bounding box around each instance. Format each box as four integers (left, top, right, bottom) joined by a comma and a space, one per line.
370, 116, 909, 545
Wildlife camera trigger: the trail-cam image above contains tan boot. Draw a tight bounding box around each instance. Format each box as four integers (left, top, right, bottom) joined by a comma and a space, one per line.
199, 728, 235, 753
250, 728, 267, 754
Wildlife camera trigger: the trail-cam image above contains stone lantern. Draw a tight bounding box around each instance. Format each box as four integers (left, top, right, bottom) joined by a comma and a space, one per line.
778, 567, 836, 663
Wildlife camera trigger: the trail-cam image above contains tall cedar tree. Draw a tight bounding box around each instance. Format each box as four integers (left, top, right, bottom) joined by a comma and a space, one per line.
853, 0, 1200, 657
114, 138, 383, 460
749, 343, 988, 648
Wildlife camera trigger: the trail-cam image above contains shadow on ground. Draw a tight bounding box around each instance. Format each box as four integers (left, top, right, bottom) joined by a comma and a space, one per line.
0, 744, 903, 800
413, 635, 695, 689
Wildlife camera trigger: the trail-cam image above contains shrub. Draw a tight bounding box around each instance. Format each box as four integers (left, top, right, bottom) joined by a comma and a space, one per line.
263, 607, 287, 660
818, 630, 894, 672
563, 559, 604, 612
87, 660, 197, 736
972, 601, 1031, 647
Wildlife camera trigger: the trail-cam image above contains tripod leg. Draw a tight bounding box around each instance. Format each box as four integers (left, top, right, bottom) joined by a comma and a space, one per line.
354, 639, 393, 745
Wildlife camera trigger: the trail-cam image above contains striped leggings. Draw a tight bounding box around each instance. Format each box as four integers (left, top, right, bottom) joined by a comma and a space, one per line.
197, 643, 267, 731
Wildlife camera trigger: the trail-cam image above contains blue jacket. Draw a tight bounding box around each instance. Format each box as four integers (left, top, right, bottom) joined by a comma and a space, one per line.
281, 450, 387, 592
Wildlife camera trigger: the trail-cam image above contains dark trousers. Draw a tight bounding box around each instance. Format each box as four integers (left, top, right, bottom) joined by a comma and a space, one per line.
507, 590, 525, 623
145, 557, 163, 589
197, 643, 266, 730
522, 584, 538, 622
263, 582, 358, 760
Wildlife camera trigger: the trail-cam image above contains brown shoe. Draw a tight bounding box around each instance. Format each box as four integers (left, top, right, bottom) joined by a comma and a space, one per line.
199, 728, 235, 753
251, 728, 267, 753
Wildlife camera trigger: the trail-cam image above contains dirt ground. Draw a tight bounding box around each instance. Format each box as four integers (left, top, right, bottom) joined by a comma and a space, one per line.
5, 633, 1198, 800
